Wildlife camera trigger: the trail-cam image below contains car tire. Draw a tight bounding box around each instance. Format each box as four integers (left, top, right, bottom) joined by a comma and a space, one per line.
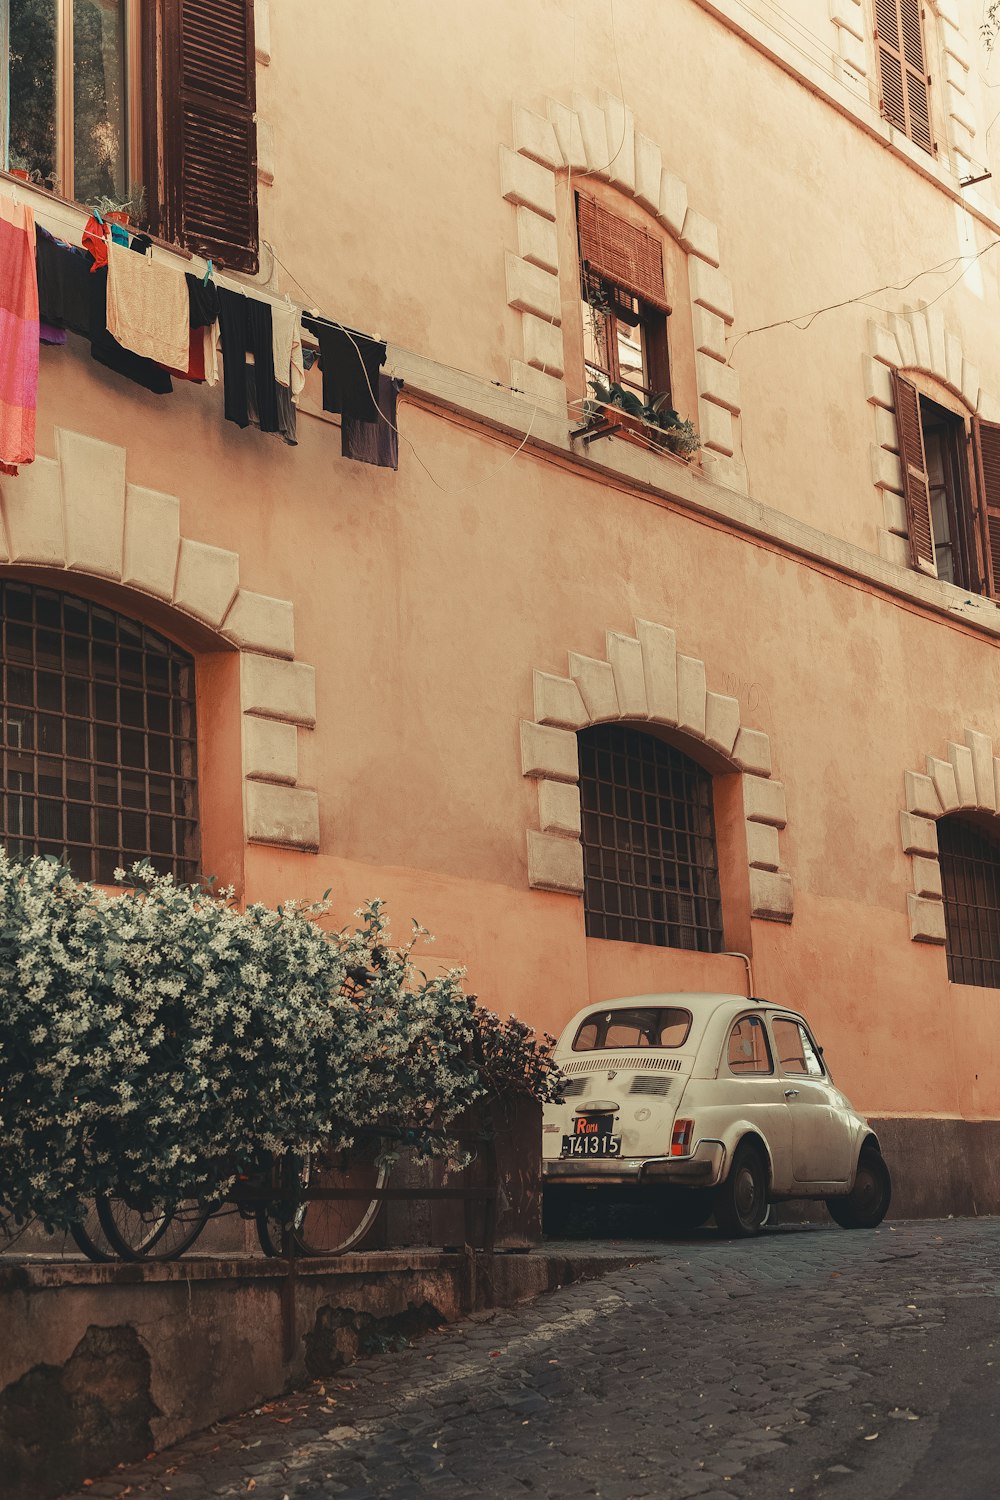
826, 1145, 892, 1229
663, 1188, 714, 1232
713, 1141, 769, 1238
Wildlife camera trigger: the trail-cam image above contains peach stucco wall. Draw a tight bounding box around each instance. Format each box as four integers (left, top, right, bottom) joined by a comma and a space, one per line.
7, 0, 1000, 1135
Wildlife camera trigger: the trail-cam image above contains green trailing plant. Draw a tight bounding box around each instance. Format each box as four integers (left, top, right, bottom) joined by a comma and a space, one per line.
0, 855, 564, 1233
92, 182, 147, 221
587, 377, 701, 458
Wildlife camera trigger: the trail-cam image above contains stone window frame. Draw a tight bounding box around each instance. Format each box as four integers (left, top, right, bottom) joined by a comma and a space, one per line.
0, 426, 320, 854
865, 306, 1000, 576
900, 725, 1000, 942
521, 616, 793, 924
500, 90, 745, 489
830, 0, 976, 178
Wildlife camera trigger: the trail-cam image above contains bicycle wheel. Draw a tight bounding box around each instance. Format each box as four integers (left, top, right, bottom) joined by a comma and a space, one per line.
256, 1140, 387, 1257
69, 1202, 118, 1263
97, 1194, 212, 1261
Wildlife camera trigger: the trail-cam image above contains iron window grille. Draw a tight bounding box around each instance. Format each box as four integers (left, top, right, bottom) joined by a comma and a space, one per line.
0, 581, 201, 885
938, 814, 1000, 988
578, 723, 723, 951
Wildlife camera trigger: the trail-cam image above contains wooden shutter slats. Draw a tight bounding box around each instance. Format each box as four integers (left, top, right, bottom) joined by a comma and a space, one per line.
972, 417, 1000, 598
879, 50, 906, 132
874, 0, 899, 48
892, 369, 937, 574
899, 0, 924, 68
159, 0, 259, 273
874, 0, 932, 153
576, 194, 668, 311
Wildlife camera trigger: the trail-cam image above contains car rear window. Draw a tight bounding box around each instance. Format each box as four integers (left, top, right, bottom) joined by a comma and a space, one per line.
572, 1007, 692, 1051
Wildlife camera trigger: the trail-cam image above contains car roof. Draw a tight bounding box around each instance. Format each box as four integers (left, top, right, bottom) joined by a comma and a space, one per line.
554, 993, 807, 1053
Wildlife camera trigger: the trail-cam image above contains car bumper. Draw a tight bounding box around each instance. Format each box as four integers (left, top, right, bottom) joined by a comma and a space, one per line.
543, 1140, 726, 1188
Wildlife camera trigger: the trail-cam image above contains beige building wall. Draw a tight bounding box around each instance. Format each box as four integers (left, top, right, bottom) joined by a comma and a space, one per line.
6, 0, 1000, 1212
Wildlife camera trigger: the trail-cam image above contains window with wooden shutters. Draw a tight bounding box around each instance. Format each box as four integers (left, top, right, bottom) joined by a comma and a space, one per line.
891, 369, 937, 574
874, 0, 933, 154
972, 417, 1000, 598
152, 0, 258, 272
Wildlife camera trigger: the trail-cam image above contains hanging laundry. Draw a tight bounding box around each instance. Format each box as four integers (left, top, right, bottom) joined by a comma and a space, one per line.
218, 287, 279, 431
186, 272, 220, 330
89, 262, 172, 396
39, 322, 67, 346
0, 195, 39, 475
82, 214, 109, 270
107, 240, 189, 371
302, 316, 385, 423
271, 299, 304, 399
36, 226, 92, 337
342, 376, 402, 470
246, 368, 297, 446
203, 322, 220, 388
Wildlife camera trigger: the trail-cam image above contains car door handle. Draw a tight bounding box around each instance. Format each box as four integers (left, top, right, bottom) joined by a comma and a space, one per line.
784, 1089, 800, 1098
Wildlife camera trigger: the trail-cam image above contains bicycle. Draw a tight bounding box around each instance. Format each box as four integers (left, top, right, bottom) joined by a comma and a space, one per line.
68, 1137, 389, 1262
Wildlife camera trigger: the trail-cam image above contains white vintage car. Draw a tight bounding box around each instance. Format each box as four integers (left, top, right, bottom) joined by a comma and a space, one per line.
542, 992, 891, 1237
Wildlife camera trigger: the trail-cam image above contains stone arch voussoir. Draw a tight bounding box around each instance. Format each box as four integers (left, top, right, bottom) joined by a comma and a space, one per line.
0, 427, 319, 853
521, 618, 793, 922
901, 726, 1000, 942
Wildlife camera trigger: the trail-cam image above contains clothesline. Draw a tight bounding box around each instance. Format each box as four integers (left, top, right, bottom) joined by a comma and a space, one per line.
0, 186, 402, 477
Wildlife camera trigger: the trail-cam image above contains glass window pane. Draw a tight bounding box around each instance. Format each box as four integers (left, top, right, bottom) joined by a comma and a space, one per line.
7, 0, 58, 185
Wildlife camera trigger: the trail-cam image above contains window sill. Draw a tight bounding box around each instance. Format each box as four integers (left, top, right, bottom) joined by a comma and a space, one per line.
0, 169, 193, 262
570, 401, 698, 466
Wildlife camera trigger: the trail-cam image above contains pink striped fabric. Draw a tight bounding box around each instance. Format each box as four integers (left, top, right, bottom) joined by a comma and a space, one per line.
0, 195, 39, 475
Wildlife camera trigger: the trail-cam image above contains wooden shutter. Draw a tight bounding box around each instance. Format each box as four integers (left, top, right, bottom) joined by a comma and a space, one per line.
161, 0, 258, 273
972, 417, 1000, 598
891, 370, 937, 574
576, 195, 668, 310
874, 0, 933, 154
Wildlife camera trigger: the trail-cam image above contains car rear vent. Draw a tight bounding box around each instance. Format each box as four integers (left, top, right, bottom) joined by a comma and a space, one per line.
561, 1054, 683, 1076
628, 1074, 673, 1096
560, 1077, 588, 1098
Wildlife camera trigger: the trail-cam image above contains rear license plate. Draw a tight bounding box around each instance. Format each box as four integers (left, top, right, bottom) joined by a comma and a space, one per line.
561, 1134, 622, 1158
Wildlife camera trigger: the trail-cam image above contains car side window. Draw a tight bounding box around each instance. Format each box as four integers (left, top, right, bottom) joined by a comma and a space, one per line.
773, 1018, 824, 1077
727, 1015, 773, 1075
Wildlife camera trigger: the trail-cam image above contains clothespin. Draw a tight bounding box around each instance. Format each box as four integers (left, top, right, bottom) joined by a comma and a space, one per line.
92, 209, 104, 225
202, 258, 213, 286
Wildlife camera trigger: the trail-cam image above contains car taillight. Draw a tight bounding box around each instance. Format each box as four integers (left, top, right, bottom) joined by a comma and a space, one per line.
671, 1119, 694, 1156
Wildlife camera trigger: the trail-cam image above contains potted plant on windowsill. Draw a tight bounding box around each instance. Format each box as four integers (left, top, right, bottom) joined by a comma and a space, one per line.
92, 182, 147, 229
583, 377, 701, 461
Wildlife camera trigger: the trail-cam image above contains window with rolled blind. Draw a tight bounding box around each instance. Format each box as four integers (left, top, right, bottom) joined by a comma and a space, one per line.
576, 194, 671, 403
577, 195, 668, 311
874, 0, 933, 154
146, 0, 259, 273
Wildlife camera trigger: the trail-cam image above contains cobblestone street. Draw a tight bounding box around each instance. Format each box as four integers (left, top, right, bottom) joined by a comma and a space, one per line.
66, 1218, 1000, 1500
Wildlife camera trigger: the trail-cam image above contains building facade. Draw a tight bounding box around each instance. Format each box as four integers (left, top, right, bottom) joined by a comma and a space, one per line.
3, 0, 1000, 1213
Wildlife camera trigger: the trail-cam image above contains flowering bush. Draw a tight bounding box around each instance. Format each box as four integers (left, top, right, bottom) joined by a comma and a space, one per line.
0, 855, 563, 1233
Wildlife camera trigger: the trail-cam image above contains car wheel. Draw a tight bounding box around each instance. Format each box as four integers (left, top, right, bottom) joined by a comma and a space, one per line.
713, 1141, 769, 1238
826, 1145, 892, 1229
663, 1188, 714, 1232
